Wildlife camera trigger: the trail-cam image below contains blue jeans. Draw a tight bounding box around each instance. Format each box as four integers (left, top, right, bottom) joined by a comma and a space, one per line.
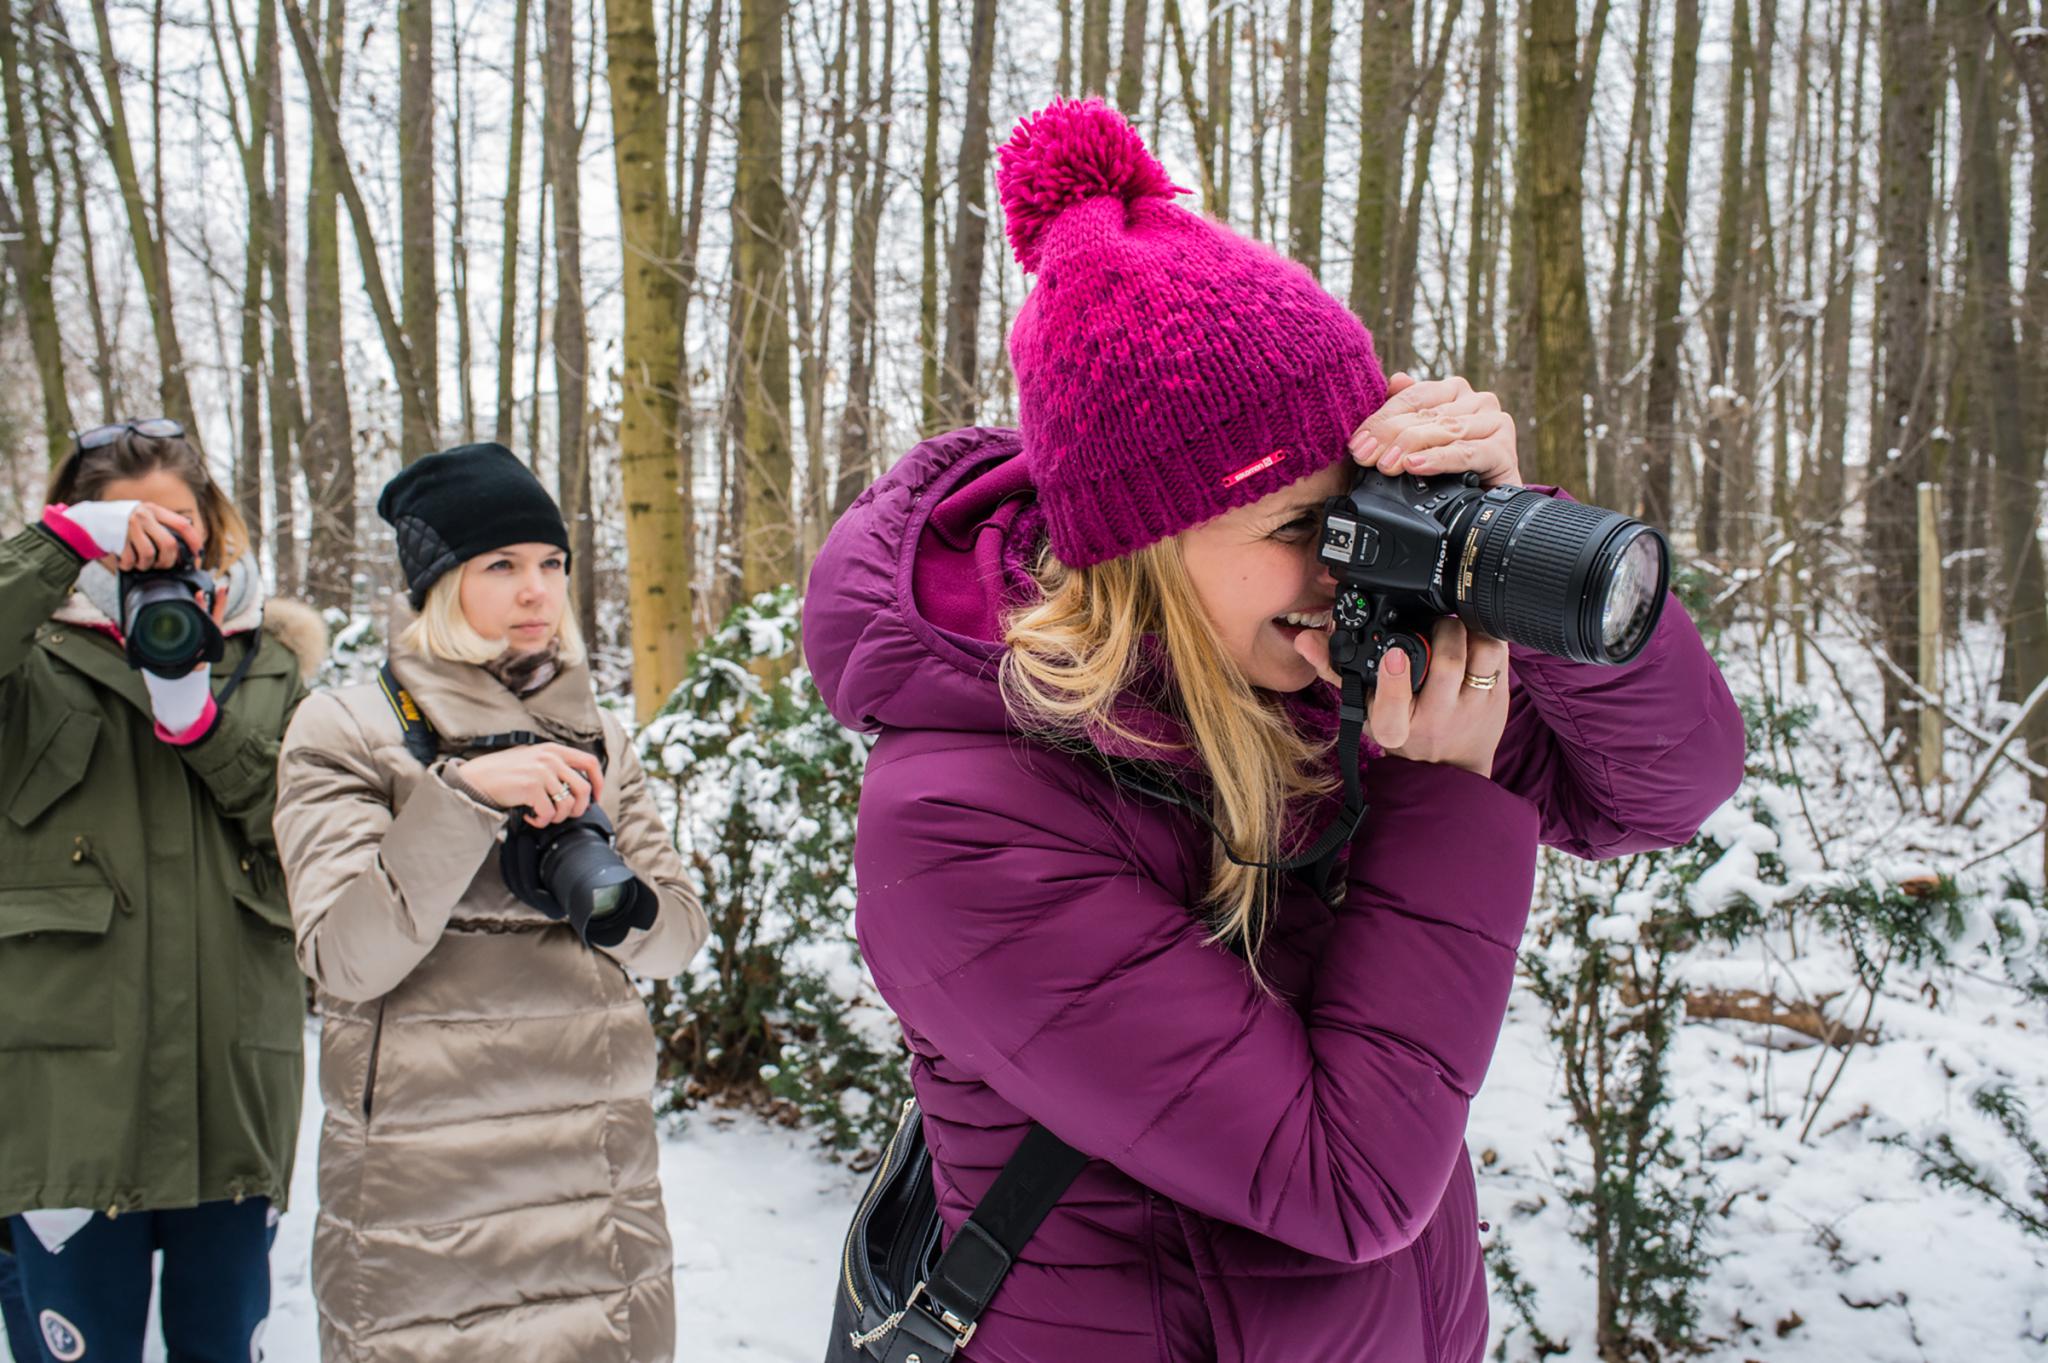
6, 1200, 276, 1363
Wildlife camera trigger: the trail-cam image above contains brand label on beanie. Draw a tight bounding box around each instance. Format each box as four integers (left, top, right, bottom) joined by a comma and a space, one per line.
1221, 448, 1289, 488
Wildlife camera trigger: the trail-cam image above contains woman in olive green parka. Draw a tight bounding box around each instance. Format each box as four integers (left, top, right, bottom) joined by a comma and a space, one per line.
0, 423, 325, 1362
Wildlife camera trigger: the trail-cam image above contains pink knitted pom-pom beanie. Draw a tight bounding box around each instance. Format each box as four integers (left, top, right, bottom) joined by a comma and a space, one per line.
997, 97, 1388, 567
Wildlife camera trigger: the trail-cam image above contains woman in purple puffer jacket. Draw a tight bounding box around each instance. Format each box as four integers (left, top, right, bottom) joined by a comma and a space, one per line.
802, 99, 1743, 1363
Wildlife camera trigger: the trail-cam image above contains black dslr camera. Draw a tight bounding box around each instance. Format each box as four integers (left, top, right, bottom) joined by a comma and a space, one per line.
1317, 469, 1669, 686
501, 805, 657, 949
119, 544, 225, 678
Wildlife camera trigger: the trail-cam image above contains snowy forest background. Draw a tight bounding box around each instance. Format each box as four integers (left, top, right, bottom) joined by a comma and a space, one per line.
0, 0, 2045, 1356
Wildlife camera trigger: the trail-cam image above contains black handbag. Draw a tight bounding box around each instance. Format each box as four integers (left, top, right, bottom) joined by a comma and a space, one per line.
826, 1096, 1089, 1361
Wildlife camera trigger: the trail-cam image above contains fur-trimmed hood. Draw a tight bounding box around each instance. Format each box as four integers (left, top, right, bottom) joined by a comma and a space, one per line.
260, 597, 328, 681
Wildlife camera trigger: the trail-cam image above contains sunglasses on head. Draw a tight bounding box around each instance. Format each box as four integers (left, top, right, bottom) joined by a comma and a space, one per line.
74, 417, 186, 452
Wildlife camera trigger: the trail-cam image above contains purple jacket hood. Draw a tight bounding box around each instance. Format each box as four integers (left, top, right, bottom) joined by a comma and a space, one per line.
805, 426, 1038, 739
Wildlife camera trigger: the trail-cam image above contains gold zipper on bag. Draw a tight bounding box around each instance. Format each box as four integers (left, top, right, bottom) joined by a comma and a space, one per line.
842, 1096, 920, 1317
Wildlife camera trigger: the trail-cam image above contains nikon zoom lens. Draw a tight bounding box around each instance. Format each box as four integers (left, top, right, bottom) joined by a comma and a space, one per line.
500, 805, 658, 949
118, 545, 226, 677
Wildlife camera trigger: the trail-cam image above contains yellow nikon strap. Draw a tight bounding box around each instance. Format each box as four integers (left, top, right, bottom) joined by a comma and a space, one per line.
378, 661, 442, 766
376, 659, 602, 770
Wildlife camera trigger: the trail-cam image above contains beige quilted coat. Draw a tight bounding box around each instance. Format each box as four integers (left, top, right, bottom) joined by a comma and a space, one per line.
272, 643, 707, 1362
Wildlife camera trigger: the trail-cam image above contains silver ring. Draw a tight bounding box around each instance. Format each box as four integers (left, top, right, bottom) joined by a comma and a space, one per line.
1462, 670, 1501, 691
551, 782, 574, 803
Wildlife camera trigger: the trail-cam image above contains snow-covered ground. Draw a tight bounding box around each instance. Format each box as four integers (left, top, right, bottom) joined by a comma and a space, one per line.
1, 1033, 863, 1362
7, 615, 2044, 1362
7, 966, 2043, 1360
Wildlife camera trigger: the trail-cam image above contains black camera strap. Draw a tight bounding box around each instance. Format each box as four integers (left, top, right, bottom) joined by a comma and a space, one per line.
212, 630, 263, 708
377, 660, 608, 770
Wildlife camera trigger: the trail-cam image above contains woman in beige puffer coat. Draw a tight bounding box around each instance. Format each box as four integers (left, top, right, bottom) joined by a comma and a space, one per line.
272, 444, 707, 1362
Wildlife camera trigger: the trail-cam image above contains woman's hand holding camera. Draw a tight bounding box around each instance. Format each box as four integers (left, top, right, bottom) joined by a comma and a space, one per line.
1349, 372, 1523, 488
1296, 370, 1518, 778
1366, 617, 1510, 779
458, 743, 604, 828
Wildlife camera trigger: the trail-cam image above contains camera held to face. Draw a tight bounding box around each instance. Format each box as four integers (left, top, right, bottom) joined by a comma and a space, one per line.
1317, 469, 1670, 687
118, 544, 226, 678
500, 804, 658, 949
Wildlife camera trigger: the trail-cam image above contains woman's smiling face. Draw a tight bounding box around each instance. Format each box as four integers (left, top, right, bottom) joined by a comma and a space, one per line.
1177, 460, 1350, 693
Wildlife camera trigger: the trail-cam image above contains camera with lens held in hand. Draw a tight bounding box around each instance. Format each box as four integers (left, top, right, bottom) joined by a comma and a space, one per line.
500, 804, 657, 949
1317, 469, 1669, 686
119, 543, 225, 678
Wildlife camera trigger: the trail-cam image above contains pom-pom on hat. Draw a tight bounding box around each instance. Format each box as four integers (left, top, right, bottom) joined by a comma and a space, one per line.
996, 98, 1387, 567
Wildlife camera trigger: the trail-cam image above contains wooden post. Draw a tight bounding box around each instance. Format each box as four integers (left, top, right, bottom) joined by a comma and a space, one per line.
1918, 482, 1943, 795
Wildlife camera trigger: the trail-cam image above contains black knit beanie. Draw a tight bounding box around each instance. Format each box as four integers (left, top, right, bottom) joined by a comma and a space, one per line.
377, 442, 572, 608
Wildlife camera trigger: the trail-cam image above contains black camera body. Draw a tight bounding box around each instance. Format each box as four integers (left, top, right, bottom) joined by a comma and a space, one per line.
500, 803, 657, 949
117, 544, 225, 678
1317, 468, 1670, 687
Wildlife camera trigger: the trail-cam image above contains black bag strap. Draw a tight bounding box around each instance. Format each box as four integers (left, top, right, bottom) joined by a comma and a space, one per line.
872, 1122, 1090, 1361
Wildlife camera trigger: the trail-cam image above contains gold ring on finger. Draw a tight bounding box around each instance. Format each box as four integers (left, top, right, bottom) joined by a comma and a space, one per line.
1462, 670, 1502, 691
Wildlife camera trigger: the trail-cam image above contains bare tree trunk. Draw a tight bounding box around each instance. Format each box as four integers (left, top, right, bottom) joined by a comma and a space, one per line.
1522, 0, 1596, 496
1597, 0, 1656, 512
1989, 7, 2048, 798
1164, 0, 1222, 214
495, 0, 534, 444
529, 179, 550, 463
64, 121, 119, 417
606, 0, 697, 716
449, 1, 476, 445
1058, 0, 1073, 92
1385, 0, 1463, 367
1640, 0, 1701, 529
1212, 5, 1233, 214
675, 0, 724, 561
284, 0, 437, 460
0, 1, 72, 463
794, 0, 850, 572
543, 0, 595, 640
1729, 0, 1776, 562
1348, 0, 1412, 325
399, 0, 440, 459
1868, 0, 1939, 754
732, 0, 796, 595
1699, 0, 1751, 557
1286, 0, 1333, 273
836, 0, 895, 516
1081, 0, 1111, 94
1278, 0, 1302, 251
67, 3, 198, 437
1117, 0, 1149, 113
1463, 0, 1501, 382
1248, 7, 1267, 242
1816, 0, 1869, 517
266, 27, 301, 598
222, 0, 277, 561
300, 0, 354, 609
936, 0, 998, 428
919, 0, 941, 434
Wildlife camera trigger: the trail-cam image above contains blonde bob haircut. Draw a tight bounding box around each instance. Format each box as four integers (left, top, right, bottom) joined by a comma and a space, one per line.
1000, 536, 1336, 966
398, 567, 587, 668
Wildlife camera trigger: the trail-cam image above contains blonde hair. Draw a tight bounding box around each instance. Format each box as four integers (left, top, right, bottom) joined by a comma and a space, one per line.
399, 569, 588, 667
999, 538, 1335, 962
